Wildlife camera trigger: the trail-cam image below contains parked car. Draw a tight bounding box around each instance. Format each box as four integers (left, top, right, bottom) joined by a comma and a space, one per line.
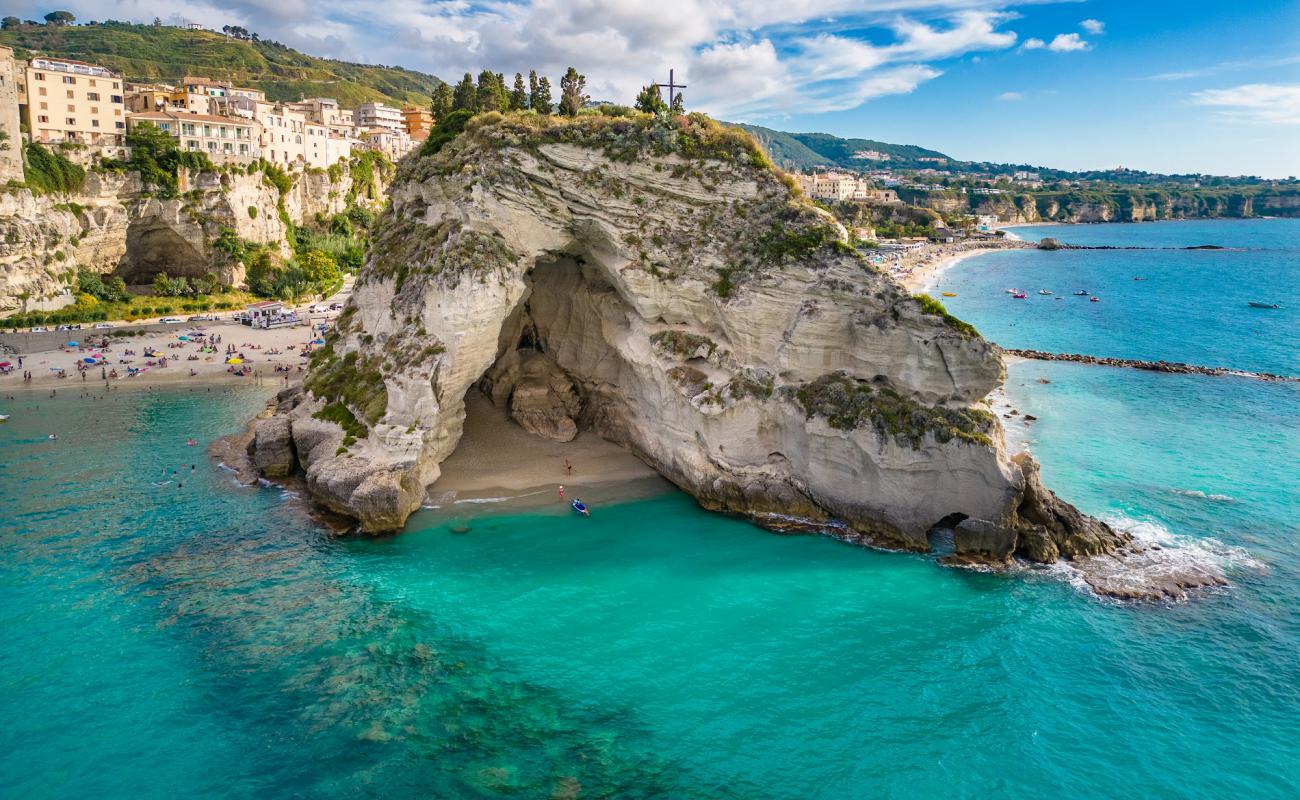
329, 303, 343, 310
29, 326, 48, 332
159, 317, 184, 324
187, 314, 217, 322
307, 305, 321, 313
93, 323, 114, 329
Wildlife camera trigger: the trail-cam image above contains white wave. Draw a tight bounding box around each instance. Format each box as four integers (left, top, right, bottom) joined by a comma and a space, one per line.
1171, 488, 1236, 503
453, 496, 512, 505
1105, 514, 1264, 572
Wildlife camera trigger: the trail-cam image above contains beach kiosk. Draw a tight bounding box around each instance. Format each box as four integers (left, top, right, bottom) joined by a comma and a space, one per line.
241, 301, 300, 329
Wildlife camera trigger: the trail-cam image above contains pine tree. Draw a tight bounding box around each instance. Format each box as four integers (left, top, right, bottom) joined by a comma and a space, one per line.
452, 73, 476, 111
528, 71, 540, 110
534, 76, 554, 115
670, 92, 685, 115
558, 67, 588, 117
477, 70, 507, 112
510, 73, 528, 111
634, 84, 667, 115
431, 83, 454, 120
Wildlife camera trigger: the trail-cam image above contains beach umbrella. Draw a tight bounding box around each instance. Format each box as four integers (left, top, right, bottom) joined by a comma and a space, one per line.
311, 339, 325, 345
66, 341, 79, 347
83, 357, 96, 364
178, 335, 190, 341
226, 357, 243, 364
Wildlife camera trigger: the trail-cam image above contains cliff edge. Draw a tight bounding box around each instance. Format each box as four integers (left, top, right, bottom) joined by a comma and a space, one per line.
250, 111, 1132, 574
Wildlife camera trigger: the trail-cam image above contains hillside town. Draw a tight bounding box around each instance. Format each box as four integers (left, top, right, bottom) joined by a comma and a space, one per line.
0, 43, 424, 185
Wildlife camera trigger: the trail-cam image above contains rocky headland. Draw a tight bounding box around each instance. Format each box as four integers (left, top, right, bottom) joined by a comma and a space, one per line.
244, 111, 1215, 598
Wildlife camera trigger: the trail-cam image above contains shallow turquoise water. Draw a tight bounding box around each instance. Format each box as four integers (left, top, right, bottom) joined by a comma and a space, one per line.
1, 220, 1298, 798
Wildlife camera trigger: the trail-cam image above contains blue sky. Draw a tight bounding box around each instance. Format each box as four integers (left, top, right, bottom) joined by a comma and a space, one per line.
24, 0, 1300, 176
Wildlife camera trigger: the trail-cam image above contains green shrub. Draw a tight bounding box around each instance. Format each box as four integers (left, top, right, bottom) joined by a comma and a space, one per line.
247, 205, 258, 219
23, 142, 86, 195
911, 294, 979, 338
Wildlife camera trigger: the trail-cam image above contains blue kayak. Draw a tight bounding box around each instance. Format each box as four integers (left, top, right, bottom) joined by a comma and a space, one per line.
571, 500, 590, 517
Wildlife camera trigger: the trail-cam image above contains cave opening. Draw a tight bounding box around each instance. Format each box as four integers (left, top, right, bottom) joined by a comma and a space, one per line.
117, 220, 211, 286
431, 252, 658, 495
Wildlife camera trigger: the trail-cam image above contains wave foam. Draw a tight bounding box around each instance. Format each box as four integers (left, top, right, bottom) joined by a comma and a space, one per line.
1106, 514, 1264, 572
1171, 488, 1236, 503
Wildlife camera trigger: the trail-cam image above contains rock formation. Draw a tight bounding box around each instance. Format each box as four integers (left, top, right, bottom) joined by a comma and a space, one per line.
247, 111, 1137, 584
0, 157, 388, 309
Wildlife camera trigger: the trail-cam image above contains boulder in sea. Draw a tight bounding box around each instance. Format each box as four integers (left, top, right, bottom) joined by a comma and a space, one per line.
250, 416, 295, 477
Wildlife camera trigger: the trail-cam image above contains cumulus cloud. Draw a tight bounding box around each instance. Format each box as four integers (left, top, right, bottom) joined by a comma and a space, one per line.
997, 91, 1024, 101
1021, 37, 1046, 50
1192, 83, 1300, 125
1046, 33, 1090, 52
46, 0, 1032, 119
1080, 19, 1105, 35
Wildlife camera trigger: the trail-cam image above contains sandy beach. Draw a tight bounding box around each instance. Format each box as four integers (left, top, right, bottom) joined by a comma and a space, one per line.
0, 318, 326, 394
422, 391, 671, 516
868, 239, 1029, 293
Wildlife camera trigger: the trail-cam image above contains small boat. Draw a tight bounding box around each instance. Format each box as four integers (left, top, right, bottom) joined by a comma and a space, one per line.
941, 292, 957, 297
1074, 290, 1089, 296
1005, 288, 1020, 294
571, 499, 590, 517
1090, 296, 1100, 303
1012, 292, 1027, 299
1038, 289, 1053, 295
1133, 276, 1148, 281
1247, 301, 1281, 309
0, 414, 8, 422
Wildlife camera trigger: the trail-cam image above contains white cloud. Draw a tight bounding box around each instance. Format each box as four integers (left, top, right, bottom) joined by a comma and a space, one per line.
1046, 33, 1090, 52
1192, 83, 1300, 125
1080, 19, 1104, 35
46, 0, 1031, 119
997, 91, 1024, 101
1021, 37, 1045, 50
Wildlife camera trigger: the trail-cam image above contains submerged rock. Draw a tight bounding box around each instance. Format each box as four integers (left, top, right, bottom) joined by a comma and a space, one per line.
247, 111, 1141, 592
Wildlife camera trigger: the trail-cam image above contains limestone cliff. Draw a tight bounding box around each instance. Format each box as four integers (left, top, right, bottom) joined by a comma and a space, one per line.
0, 157, 389, 310
250, 112, 1129, 573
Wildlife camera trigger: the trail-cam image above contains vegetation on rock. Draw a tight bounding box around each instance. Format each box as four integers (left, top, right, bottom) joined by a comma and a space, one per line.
793, 372, 994, 448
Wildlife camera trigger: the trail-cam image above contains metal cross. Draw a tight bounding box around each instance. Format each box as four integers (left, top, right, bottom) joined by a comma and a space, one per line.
655, 69, 686, 110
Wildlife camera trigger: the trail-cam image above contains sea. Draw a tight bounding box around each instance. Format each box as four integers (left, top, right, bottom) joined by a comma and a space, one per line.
1, 219, 1297, 798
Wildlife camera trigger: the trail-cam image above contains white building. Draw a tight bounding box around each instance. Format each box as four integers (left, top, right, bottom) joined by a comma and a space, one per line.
794, 171, 899, 203
359, 127, 414, 160
126, 110, 260, 164
355, 102, 403, 133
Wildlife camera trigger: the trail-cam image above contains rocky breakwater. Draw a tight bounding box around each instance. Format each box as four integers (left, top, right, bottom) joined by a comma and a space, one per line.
246, 111, 1205, 597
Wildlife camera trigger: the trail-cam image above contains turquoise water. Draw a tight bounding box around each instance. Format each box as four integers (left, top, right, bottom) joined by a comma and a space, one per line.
2, 221, 1298, 798
934, 219, 1299, 374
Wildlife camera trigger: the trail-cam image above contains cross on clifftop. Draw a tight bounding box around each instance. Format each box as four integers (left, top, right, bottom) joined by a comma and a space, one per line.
655, 69, 686, 111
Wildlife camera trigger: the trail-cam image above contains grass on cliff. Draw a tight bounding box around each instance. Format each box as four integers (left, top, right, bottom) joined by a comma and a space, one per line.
912, 294, 980, 338
304, 348, 388, 442
793, 372, 993, 449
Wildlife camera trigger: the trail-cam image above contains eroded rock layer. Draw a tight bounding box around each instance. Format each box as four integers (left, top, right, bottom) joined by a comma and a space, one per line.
253, 112, 1131, 573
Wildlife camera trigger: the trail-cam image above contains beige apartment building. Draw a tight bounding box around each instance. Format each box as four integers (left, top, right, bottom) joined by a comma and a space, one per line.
20, 56, 126, 146
0, 46, 22, 182
127, 110, 261, 165
257, 101, 334, 169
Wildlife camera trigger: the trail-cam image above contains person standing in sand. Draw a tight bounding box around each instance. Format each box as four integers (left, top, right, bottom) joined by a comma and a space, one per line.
558, 485, 564, 500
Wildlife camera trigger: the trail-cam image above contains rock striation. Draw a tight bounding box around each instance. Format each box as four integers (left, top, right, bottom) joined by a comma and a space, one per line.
248, 112, 1143, 584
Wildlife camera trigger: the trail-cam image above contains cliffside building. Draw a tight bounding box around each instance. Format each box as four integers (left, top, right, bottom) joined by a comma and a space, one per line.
18, 56, 126, 146
359, 127, 414, 160
401, 106, 434, 141
0, 46, 22, 183
355, 102, 403, 133
794, 171, 899, 204
126, 110, 261, 164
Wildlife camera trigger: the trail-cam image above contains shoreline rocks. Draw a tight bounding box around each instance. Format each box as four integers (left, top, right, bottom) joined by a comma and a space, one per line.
1003, 348, 1298, 383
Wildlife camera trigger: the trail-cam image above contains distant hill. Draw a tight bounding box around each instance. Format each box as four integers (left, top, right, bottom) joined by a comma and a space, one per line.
735, 123, 951, 170
0, 21, 442, 107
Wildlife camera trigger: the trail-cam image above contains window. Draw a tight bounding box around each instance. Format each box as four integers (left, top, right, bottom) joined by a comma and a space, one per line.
92, 120, 100, 128
38, 87, 46, 96
223, 142, 233, 153
115, 121, 124, 129
66, 117, 76, 125
66, 90, 74, 99
111, 95, 122, 103
39, 102, 47, 110
87, 92, 100, 101
113, 82, 120, 89
37, 115, 49, 123
34, 72, 45, 81
62, 76, 75, 84
187, 140, 199, 150
207, 141, 216, 151
67, 104, 75, 112
239, 144, 249, 155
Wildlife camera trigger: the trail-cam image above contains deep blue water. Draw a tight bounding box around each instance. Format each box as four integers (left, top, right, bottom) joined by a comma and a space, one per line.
1, 219, 1298, 798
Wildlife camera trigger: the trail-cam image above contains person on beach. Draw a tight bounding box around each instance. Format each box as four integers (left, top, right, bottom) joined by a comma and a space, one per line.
565, 458, 573, 475
558, 485, 564, 500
